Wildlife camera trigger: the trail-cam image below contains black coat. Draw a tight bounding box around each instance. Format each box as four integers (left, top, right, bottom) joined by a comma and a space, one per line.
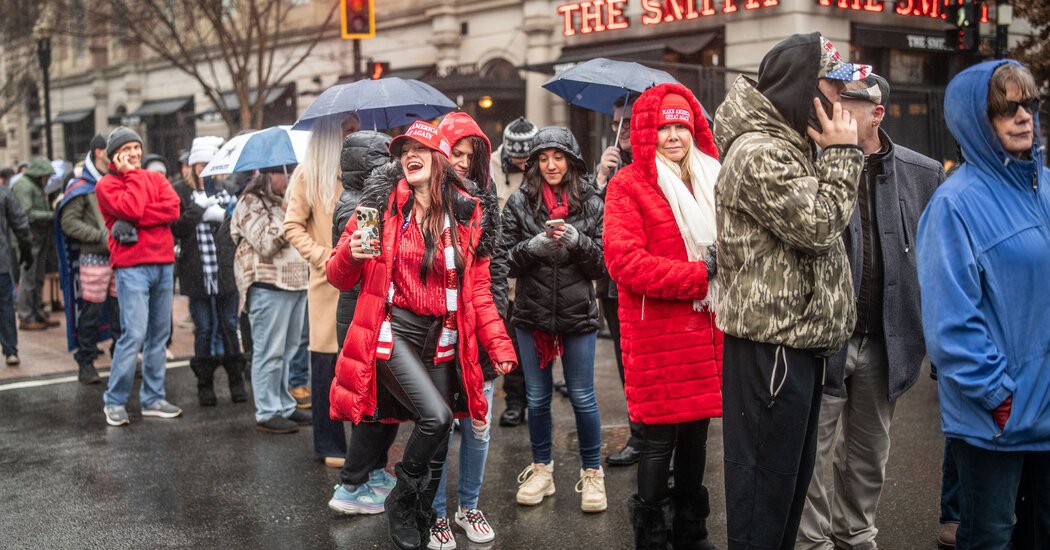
501, 182, 606, 334
171, 181, 237, 298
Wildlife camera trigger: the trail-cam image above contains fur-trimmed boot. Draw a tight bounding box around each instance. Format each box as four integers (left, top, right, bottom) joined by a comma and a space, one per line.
222, 354, 248, 403
628, 494, 672, 550
385, 463, 431, 550
189, 357, 217, 406
671, 486, 716, 550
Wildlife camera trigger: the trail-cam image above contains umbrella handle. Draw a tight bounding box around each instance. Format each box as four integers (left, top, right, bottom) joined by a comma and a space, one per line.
613, 91, 631, 159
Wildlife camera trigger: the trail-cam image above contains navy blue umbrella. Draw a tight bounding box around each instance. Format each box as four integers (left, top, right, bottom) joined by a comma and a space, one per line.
292, 77, 457, 131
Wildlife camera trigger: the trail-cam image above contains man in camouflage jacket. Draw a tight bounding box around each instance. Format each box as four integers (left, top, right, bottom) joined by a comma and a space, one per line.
713, 32, 867, 549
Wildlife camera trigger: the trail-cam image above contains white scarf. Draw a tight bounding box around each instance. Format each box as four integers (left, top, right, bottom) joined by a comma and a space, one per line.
654, 148, 721, 311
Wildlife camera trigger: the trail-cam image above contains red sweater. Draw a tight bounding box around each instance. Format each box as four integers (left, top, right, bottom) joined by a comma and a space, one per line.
392, 222, 447, 317
95, 166, 181, 268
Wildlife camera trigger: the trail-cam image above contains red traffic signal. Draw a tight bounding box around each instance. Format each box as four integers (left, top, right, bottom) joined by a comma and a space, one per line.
341, 0, 375, 39
370, 62, 389, 80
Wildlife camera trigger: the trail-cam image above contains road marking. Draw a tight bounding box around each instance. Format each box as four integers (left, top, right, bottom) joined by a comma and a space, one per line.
0, 360, 189, 392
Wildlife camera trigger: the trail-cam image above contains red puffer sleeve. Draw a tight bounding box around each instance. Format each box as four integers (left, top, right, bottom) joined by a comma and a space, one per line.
326, 216, 367, 291
604, 169, 710, 301
471, 255, 517, 367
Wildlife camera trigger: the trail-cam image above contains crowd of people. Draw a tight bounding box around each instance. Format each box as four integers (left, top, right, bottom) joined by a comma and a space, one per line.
2, 31, 1047, 550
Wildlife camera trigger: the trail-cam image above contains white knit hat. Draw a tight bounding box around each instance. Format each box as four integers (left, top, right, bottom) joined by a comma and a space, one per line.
188, 136, 224, 166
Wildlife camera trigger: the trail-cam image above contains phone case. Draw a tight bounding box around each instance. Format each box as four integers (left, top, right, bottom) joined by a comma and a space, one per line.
356, 207, 381, 255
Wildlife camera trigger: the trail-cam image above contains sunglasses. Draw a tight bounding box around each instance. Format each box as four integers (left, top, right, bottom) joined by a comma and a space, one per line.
997, 98, 1040, 118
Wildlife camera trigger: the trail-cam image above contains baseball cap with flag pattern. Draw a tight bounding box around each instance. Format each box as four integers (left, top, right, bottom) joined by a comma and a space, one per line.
818, 37, 872, 81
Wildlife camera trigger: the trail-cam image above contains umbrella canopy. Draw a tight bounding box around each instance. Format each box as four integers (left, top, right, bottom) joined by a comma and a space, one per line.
292, 77, 457, 131
542, 58, 685, 115
200, 126, 309, 177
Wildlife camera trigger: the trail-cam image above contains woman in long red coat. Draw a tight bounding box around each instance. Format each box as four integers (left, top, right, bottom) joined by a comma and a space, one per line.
326, 120, 516, 550
604, 83, 723, 549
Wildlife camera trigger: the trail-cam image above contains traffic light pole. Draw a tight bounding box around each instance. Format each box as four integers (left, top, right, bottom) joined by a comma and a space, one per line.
995, 0, 1011, 59
353, 39, 362, 80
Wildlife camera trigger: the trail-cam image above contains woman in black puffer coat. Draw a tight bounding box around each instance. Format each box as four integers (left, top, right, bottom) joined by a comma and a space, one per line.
500, 126, 608, 513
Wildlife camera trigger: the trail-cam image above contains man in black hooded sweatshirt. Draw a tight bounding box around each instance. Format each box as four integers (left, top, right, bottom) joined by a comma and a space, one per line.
713, 33, 868, 549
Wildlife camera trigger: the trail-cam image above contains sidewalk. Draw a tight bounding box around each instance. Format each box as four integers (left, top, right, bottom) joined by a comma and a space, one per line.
0, 295, 196, 382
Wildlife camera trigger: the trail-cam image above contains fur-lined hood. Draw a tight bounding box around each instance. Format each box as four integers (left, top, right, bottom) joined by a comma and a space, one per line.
358, 162, 502, 258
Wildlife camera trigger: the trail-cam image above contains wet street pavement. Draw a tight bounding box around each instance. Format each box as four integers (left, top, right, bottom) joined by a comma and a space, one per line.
1, 332, 946, 549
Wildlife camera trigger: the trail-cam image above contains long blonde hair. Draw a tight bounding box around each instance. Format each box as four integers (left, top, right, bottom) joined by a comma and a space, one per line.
288, 116, 343, 214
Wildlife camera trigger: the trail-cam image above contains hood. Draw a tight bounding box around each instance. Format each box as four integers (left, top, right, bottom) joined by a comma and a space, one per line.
24, 156, 55, 182
714, 75, 808, 156
526, 127, 586, 173
629, 82, 718, 182
341, 130, 393, 192
439, 112, 492, 157
755, 32, 823, 139
79, 150, 104, 186
944, 59, 1046, 191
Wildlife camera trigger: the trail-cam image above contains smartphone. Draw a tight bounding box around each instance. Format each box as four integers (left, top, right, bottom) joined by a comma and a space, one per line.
355, 206, 381, 256
544, 219, 565, 238
807, 89, 835, 133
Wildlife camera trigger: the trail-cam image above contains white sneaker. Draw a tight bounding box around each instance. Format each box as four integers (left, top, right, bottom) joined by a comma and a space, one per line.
576, 467, 607, 512
141, 399, 183, 419
427, 516, 457, 549
516, 462, 555, 505
455, 508, 495, 543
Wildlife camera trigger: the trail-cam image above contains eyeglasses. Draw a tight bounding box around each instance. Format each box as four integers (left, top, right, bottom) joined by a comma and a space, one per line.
997, 98, 1040, 118
610, 119, 631, 133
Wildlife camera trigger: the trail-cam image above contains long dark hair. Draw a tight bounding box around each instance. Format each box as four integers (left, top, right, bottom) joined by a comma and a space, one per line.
414, 151, 467, 282
462, 135, 492, 191
523, 148, 583, 218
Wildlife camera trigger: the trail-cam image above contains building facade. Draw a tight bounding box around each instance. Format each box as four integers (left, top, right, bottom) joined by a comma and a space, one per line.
0, 0, 1037, 169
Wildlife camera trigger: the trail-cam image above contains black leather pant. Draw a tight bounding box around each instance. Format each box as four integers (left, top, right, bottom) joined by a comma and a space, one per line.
379, 307, 454, 482
638, 419, 711, 504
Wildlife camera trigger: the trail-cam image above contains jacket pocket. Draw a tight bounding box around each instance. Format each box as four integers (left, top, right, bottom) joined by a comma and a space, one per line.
898, 200, 911, 253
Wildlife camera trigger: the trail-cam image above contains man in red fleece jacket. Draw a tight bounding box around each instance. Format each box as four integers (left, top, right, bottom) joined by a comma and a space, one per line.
95, 126, 183, 427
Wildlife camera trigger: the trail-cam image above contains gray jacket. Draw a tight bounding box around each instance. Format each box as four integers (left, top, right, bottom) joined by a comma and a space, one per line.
825, 132, 944, 401
0, 185, 31, 275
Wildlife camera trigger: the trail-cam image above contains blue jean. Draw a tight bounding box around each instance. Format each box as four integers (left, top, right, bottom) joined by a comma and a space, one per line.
312, 351, 348, 458
517, 329, 602, 469
0, 273, 17, 356
940, 438, 961, 524
248, 287, 306, 422
188, 291, 239, 359
951, 438, 1050, 548
288, 311, 310, 388
104, 264, 174, 408
433, 380, 495, 516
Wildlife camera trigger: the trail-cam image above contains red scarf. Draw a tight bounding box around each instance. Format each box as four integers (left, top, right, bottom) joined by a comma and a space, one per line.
541, 183, 569, 220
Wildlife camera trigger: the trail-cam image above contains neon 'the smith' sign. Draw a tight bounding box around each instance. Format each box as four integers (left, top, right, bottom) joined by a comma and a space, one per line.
557, 0, 779, 37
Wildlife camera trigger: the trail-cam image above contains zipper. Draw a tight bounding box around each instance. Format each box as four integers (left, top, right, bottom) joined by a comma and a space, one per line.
898, 200, 911, 253
641, 296, 646, 320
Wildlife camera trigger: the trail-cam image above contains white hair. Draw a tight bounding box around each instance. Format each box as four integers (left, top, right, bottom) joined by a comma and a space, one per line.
288, 116, 343, 215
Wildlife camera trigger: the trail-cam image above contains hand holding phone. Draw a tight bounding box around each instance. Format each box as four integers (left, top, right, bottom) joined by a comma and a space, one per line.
544, 219, 566, 238
353, 206, 382, 258
806, 98, 857, 149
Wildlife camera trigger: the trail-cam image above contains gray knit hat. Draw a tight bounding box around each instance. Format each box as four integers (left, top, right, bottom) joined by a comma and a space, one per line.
502, 117, 538, 159
106, 126, 143, 158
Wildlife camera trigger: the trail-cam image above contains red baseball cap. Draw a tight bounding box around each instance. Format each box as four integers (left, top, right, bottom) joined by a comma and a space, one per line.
390, 121, 452, 159
658, 93, 693, 128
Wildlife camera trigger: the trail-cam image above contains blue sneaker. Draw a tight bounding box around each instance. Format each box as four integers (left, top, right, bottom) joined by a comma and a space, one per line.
369, 468, 396, 496
328, 483, 385, 515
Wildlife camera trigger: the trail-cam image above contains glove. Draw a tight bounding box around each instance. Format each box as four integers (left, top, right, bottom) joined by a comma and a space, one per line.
111, 220, 139, 245
192, 190, 217, 209
202, 204, 226, 224
527, 233, 558, 258
18, 240, 33, 270
993, 395, 1012, 430
558, 223, 580, 249
703, 244, 717, 280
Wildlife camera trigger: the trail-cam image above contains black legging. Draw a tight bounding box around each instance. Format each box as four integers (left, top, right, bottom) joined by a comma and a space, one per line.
638, 419, 711, 504
378, 307, 454, 487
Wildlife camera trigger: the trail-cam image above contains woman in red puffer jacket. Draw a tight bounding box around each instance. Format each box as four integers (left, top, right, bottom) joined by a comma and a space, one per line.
604, 83, 723, 550
326, 120, 516, 550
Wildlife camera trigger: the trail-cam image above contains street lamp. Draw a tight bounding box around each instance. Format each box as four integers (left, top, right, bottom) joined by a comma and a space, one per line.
32, 15, 54, 160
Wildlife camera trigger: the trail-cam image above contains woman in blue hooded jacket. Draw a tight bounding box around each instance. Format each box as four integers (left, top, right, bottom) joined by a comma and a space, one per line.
917, 59, 1050, 547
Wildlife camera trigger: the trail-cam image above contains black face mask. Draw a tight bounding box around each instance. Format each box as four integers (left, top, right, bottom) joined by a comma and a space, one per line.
807, 88, 835, 133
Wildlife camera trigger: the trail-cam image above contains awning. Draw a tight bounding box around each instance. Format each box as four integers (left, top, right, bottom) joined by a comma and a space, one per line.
132, 96, 193, 117
53, 109, 94, 124
199, 85, 289, 116
525, 33, 718, 75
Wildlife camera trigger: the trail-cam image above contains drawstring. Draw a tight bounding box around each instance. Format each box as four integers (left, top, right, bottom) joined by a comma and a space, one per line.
767, 345, 788, 408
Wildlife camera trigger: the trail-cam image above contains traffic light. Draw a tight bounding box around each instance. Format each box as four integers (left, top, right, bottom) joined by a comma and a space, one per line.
945, 0, 978, 51
370, 61, 389, 80
341, 0, 375, 39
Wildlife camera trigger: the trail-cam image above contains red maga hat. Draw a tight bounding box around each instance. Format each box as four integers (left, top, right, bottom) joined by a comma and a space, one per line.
390, 121, 451, 159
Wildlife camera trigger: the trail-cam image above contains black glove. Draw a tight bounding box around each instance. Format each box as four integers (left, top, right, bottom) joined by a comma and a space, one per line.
703, 244, 717, 280
112, 220, 139, 245
18, 240, 33, 270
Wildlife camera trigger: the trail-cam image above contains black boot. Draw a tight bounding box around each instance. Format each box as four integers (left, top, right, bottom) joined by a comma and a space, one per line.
77, 361, 101, 384
671, 486, 716, 550
385, 463, 430, 550
223, 355, 248, 403
629, 494, 672, 550
190, 357, 217, 406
